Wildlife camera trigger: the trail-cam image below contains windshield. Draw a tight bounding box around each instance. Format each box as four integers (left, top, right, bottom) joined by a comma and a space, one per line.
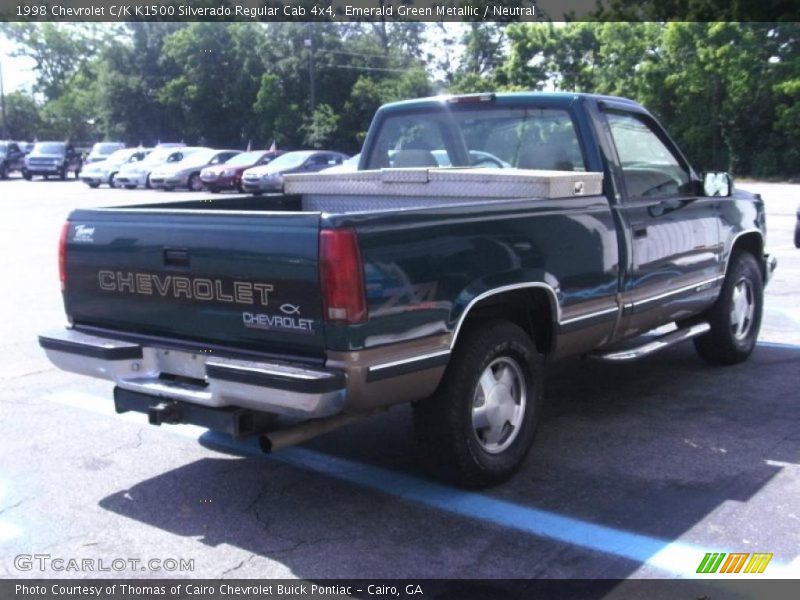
0, 143, 6, 154
105, 149, 141, 166
265, 151, 314, 170
223, 151, 264, 167
138, 149, 180, 166
91, 143, 122, 156
33, 142, 66, 155
175, 149, 217, 167
366, 106, 586, 172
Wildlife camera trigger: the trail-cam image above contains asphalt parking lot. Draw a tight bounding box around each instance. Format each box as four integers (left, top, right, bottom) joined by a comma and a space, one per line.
0, 177, 798, 585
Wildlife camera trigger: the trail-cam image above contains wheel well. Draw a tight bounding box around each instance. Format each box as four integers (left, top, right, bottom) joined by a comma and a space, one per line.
731, 231, 764, 278
458, 289, 556, 356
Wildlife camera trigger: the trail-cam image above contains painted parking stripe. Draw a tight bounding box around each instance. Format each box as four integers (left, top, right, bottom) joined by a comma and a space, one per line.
49, 389, 797, 578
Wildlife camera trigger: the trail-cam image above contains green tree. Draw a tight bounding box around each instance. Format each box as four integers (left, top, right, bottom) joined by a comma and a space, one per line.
1, 91, 41, 140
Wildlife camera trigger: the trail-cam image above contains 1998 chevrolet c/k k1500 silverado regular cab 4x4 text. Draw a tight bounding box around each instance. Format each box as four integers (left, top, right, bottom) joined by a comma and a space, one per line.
40, 93, 776, 487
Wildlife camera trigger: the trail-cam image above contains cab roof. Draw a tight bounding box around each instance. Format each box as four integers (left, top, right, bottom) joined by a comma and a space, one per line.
379, 92, 643, 113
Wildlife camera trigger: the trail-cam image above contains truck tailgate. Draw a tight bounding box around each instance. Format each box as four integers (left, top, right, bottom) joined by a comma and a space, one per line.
63, 209, 324, 358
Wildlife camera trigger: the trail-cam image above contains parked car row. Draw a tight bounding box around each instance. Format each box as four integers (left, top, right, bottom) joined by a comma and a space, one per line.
2, 138, 352, 193
92, 146, 349, 194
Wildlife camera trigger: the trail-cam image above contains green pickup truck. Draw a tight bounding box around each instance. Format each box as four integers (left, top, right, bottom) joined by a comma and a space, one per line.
40, 93, 776, 487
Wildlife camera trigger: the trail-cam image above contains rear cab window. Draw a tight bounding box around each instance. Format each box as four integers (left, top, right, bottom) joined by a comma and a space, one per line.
365, 105, 587, 172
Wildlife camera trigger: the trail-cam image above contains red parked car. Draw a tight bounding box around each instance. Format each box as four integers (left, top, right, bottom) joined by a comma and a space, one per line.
200, 150, 284, 192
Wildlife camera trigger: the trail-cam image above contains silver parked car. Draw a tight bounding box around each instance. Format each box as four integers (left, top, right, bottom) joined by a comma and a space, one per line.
149, 149, 239, 191
241, 150, 348, 194
114, 146, 197, 189
80, 148, 151, 188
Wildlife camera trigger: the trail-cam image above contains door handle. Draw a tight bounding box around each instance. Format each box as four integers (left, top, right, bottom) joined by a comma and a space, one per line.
633, 226, 648, 239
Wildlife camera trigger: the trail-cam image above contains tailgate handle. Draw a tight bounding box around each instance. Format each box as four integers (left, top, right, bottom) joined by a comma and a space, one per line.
163, 249, 190, 268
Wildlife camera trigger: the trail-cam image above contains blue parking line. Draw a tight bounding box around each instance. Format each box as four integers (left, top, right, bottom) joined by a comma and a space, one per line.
200, 432, 711, 575
52, 390, 797, 576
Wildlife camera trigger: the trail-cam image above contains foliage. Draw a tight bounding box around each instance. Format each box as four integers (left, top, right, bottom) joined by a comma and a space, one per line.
0, 22, 797, 178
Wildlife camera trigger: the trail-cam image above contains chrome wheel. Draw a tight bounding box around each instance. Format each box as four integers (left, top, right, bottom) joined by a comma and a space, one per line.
730, 277, 755, 340
471, 356, 527, 454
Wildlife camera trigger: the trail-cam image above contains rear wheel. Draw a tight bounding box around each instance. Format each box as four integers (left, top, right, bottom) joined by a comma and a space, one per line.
22, 170, 32, 181
413, 320, 542, 488
0, 163, 8, 179
694, 251, 763, 365
145, 174, 152, 189
108, 173, 116, 188
87, 182, 100, 189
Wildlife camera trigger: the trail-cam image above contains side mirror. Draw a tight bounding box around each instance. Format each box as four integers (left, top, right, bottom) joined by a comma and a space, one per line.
703, 171, 732, 197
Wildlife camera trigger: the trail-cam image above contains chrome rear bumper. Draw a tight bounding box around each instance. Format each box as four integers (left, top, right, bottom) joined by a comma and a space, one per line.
39, 328, 346, 418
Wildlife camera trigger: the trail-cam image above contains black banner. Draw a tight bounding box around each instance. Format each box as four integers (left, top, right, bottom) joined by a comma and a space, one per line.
1, 0, 799, 23
4, 579, 800, 600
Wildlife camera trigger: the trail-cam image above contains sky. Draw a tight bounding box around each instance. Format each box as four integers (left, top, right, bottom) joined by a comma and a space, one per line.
0, 37, 35, 93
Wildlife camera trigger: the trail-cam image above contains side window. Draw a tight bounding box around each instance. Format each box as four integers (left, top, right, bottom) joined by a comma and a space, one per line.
606, 112, 691, 198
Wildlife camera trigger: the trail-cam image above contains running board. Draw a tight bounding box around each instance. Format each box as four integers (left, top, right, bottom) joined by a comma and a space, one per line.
590, 322, 710, 362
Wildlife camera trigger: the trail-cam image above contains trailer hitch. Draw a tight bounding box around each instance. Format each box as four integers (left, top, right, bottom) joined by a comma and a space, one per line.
147, 401, 181, 426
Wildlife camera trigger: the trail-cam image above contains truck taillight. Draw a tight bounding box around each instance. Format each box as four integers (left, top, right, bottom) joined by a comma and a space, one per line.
319, 228, 366, 324
59, 222, 69, 292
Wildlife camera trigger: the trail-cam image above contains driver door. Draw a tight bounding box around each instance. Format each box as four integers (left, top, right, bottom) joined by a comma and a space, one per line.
604, 109, 722, 336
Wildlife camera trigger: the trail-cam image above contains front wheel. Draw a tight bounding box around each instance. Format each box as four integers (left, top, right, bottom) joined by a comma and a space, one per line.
188, 173, 202, 192
413, 320, 542, 488
0, 163, 7, 179
22, 170, 32, 181
694, 251, 763, 365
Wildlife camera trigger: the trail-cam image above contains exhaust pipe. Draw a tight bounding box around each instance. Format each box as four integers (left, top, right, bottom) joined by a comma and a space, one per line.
259, 408, 385, 453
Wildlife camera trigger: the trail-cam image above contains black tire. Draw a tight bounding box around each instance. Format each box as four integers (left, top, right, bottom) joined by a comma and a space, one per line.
124, 185, 136, 190
794, 217, 800, 249
108, 173, 116, 188
87, 182, 100, 189
188, 173, 202, 192
59, 166, 67, 180
0, 163, 7, 179
694, 251, 763, 365
413, 320, 542, 488
74, 168, 81, 179
145, 174, 152, 189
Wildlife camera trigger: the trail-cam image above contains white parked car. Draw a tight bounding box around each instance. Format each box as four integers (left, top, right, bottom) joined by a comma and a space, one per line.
149, 148, 239, 191
80, 148, 151, 188
114, 147, 200, 190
